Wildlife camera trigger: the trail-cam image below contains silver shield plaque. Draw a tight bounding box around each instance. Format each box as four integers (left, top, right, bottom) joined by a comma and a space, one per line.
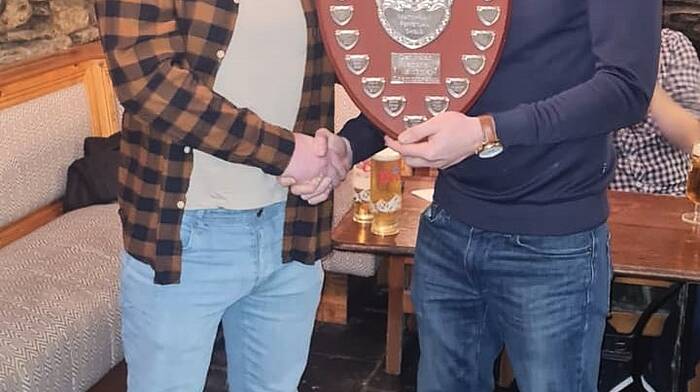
336, 30, 360, 50
382, 96, 407, 117
330, 5, 354, 26
403, 115, 428, 128
471, 30, 496, 51
425, 96, 450, 116
462, 55, 485, 75
445, 77, 470, 98
376, 0, 454, 49
391, 53, 441, 84
476, 6, 501, 27
362, 77, 386, 98
346, 54, 370, 75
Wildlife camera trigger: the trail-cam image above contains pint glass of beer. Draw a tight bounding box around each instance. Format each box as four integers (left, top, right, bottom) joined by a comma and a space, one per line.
370, 148, 402, 236
352, 160, 374, 224
683, 143, 700, 225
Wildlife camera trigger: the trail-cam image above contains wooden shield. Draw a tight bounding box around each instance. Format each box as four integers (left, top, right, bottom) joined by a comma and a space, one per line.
317, 0, 511, 138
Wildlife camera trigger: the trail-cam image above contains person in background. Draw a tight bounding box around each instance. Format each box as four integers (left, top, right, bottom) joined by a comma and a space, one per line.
608, 27, 700, 391
94, 0, 351, 391
610, 28, 700, 196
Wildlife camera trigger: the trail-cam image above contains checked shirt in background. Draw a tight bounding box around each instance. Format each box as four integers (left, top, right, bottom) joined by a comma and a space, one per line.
611, 28, 700, 196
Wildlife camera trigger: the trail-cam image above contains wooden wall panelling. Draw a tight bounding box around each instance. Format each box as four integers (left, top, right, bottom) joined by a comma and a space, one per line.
83, 59, 120, 137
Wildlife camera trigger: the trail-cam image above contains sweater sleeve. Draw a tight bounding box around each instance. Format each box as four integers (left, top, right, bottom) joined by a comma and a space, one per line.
493, 0, 662, 147
339, 114, 386, 163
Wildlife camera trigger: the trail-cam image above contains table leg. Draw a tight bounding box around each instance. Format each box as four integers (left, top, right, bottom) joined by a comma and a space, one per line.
386, 255, 406, 375
672, 283, 690, 392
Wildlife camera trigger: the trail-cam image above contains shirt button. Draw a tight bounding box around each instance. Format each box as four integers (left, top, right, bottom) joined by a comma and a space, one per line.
183, 146, 192, 154
216, 50, 226, 60
176, 201, 185, 209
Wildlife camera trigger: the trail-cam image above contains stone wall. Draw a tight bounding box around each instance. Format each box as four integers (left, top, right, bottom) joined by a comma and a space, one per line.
0, 1, 700, 68
0, 0, 98, 67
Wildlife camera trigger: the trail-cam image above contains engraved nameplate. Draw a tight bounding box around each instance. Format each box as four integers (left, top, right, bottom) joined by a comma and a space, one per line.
391, 53, 440, 84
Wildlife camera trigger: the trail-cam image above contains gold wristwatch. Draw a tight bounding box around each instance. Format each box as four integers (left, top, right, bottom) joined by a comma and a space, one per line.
476, 115, 503, 159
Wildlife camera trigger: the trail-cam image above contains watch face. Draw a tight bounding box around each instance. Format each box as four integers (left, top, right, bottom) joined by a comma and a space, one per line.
478, 143, 503, 159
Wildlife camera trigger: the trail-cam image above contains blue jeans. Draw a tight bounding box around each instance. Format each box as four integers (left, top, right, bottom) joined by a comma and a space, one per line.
120, 202, 323, 392
412, 203, 611, 392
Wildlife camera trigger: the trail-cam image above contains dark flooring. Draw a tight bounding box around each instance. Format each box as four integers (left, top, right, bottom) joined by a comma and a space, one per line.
87, 275, 697, 392
88, 276, 421, 392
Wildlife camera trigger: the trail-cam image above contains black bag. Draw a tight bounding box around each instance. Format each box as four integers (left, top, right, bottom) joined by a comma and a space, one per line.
63, 132, 121, 212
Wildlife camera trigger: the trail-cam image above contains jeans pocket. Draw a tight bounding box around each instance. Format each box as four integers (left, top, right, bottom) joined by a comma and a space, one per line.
179, 219, 196, 251
120, 252, 157, 310
511, 230, 594, 258
421, 203, 449, 225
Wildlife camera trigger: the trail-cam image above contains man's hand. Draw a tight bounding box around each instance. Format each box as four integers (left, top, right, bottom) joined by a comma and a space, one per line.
384, 111, 483, 169
281, 133, 332, 182
279, 129, 353, 205
310, 128, 353, 187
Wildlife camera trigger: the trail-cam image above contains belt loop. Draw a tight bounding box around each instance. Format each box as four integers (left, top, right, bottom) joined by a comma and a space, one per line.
256, 208, 263, 217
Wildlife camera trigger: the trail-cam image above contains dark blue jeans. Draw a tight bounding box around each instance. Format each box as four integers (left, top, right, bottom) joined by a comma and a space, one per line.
412, 203, 611, 392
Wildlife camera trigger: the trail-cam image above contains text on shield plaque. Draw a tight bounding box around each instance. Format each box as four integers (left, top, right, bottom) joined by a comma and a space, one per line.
391, 53, 440, 84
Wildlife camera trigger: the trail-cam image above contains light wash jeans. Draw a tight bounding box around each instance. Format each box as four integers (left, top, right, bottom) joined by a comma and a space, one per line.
412, 203, 611, 392
120, 202, 324, 392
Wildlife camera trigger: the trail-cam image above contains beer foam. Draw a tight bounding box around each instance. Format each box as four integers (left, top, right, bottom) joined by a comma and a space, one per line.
373, 147, 401, 162
693, 143, 700, 157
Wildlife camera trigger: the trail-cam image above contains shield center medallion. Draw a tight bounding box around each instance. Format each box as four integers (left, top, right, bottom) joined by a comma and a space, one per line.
376, 0, 453, 49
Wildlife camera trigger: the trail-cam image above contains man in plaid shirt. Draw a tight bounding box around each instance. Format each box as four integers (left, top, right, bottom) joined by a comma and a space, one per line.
610, 28, 700, 195
95, 1, 352, 390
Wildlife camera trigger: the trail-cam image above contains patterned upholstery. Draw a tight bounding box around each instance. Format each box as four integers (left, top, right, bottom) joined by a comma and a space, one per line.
0, 85, 91, 228
322, 86, 378, 277
0, 204, 123, 392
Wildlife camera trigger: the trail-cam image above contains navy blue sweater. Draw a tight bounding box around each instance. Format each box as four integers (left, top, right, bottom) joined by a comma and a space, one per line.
340, 0, 662, 235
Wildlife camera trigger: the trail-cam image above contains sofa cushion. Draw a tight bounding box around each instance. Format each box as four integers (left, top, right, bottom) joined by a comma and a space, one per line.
323, 175, 378, 277
0, 84, 91, 228
0, 204, 123, 392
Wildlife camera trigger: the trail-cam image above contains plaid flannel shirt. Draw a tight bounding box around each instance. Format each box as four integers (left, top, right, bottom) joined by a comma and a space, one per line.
95, 0, 335, 284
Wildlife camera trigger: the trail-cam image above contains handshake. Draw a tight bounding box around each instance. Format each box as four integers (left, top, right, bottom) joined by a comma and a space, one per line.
278, 129, 353, 205
277, 111, 492, 205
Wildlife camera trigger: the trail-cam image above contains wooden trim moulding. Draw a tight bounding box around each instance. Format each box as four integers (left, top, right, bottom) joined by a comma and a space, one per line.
0, 42, 103, 104
83, 58, 121, 137
0, 202, 63, 249
0, 41, 119, 136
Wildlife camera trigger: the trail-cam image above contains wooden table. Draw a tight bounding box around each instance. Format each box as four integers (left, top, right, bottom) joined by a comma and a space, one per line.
332, 176, 700, 389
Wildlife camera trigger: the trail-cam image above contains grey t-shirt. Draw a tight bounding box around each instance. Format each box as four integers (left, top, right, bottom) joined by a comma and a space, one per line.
186, 0, 307, 210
